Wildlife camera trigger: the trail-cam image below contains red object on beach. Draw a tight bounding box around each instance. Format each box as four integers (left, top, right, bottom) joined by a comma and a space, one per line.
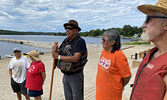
49, 41, 58, 100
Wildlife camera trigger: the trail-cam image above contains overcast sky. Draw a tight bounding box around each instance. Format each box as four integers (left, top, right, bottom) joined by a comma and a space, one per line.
0, 0, 158, 32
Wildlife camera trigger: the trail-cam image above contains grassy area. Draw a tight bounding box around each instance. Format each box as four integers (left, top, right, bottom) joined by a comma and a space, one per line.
123, 41, 151, 45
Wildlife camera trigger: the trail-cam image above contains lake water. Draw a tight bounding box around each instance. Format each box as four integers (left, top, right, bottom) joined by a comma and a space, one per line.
0, 35, 133, 58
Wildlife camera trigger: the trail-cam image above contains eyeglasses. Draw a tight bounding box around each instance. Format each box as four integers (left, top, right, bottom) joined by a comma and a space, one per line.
65, 27, 74, 30
145, 15, 167, 24
102, 38, 110, 42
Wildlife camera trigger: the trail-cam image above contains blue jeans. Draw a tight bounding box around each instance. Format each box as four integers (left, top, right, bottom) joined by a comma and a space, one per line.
63, 70, 84, 100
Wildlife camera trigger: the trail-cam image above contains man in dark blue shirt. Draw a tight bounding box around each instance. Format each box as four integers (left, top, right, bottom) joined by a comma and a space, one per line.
52, 20, 87, 100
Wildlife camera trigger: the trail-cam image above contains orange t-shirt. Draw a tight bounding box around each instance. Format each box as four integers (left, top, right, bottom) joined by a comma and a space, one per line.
96, 49, 131, 100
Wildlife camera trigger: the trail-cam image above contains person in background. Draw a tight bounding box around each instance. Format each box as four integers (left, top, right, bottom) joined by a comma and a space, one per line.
96, 30, 131, 100
25, 50, 46, 100
52, 19, 87, 100
8, 47, 30, 100
130, 0, 167, 100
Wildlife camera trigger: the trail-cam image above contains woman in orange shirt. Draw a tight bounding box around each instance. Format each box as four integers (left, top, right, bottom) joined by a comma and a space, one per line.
96, 29, 131, 100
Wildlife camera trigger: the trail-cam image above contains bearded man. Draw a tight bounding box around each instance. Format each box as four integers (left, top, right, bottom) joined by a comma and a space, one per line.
130, 0, 167, 100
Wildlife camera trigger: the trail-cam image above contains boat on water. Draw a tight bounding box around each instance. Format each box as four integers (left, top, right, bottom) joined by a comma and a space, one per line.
6, 54, 31, 58
6, 55, 15, 58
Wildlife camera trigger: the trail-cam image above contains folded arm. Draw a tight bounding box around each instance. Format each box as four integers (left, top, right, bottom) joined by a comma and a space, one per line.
122, 75, 131, 87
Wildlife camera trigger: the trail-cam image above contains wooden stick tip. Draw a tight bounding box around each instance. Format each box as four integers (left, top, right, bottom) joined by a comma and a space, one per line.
54, 41, 58, 45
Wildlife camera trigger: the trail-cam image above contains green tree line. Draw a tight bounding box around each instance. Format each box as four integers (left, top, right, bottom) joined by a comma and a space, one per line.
0, 25, 142, 37
80, 25, 142, 37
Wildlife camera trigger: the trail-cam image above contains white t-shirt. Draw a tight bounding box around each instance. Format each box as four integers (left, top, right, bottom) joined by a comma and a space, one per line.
8, 56, 30, 83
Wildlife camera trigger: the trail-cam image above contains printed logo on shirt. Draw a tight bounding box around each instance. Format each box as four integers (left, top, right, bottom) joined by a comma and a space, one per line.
146, 63, 154, 69
99, 57, 111, 69
28, 65, 35, 72
12, 61, 23, 78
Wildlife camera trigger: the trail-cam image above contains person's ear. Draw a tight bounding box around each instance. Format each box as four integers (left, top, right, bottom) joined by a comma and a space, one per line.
111, 40, 116, 45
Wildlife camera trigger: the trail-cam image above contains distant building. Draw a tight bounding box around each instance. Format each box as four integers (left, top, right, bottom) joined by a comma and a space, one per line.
132, 34, 138, 38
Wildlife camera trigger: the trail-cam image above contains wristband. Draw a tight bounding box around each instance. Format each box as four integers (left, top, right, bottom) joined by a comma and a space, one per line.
58, 55, 61, 60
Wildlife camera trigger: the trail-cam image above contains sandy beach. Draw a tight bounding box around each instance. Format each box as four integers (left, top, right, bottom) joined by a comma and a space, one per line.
0, 43, 154, 100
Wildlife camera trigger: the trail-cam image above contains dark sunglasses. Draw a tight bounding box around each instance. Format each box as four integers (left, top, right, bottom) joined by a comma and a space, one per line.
145, 15, 167, 24
14, 51, 21, 53
102, 38, 110, 42
65, 27, 74, 30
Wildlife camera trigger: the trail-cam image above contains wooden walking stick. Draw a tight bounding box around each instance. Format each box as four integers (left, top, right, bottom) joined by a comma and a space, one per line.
49, 41, 58, 100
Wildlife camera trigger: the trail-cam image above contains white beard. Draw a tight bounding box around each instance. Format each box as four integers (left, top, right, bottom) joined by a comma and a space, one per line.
141, 30, 150, 42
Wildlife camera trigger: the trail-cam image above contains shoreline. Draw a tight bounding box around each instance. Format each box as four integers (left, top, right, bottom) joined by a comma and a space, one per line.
0, 38, 140, 49
0, 38, 140, 59
0, 38, 53, 49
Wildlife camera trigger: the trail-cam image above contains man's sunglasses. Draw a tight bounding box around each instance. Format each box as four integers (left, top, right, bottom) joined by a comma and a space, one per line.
64, 27, 74, 30
102, 38, 110, 42
145, 15, 167, 24
13, 51, 21, 53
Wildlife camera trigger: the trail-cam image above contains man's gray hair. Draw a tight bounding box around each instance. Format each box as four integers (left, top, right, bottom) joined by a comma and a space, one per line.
103, 29, 121, 52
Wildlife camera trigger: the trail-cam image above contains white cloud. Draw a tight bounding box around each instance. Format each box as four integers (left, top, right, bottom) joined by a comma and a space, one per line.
0, 0, 158, 32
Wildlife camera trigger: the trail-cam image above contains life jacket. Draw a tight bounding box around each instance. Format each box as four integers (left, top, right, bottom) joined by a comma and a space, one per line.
57, 36, 87, 73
